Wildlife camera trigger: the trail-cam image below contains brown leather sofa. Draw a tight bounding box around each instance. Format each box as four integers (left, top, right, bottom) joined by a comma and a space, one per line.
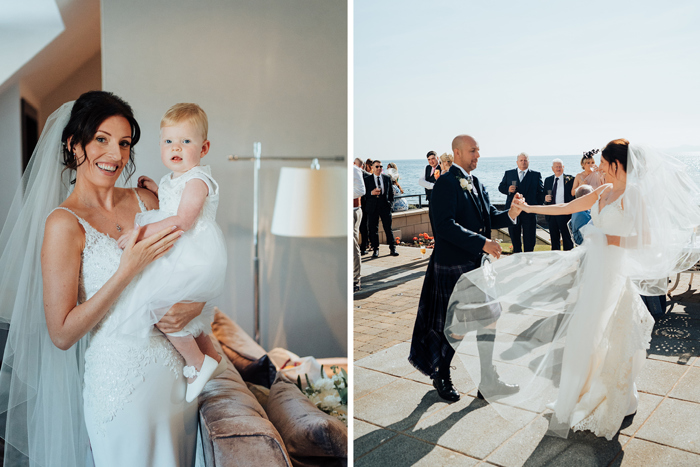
199, 339, 292, 466
198, 311, 347, 467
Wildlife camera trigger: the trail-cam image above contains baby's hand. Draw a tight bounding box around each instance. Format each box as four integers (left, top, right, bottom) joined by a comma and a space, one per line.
117, 230, 134, 249
138, 176, 158, 197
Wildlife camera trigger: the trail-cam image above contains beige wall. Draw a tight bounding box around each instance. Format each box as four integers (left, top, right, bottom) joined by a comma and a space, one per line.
101, 0, 348, 357
39, 51, 101, 129
0, 84, 22, 225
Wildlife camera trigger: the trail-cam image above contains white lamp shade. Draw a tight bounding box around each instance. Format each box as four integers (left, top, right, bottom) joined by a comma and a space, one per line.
271, 167, 347, 237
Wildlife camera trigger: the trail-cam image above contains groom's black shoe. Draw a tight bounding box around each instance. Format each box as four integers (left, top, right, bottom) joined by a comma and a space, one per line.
433, 375, 460, 402
476, 365, 519, 400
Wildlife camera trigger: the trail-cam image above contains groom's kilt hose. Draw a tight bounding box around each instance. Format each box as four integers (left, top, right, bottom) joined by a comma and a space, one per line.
408, 255, 475, 379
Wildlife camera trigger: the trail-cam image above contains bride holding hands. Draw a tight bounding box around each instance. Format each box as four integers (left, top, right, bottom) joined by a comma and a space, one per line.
446, 138, 700, 440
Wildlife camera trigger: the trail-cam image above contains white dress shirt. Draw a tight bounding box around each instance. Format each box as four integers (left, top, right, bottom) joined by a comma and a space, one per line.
374, 174, 384, 194
353, 166, 366, 208
553, 175, 565, 204
518, 168, 528, 182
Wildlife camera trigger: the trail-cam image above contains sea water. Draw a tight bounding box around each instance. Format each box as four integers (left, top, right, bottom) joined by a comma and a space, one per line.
383, 153, 700, 205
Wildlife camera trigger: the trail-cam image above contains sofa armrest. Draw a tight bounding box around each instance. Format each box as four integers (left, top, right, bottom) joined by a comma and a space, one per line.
199, 337, 292, 467
199, 413, 291, 467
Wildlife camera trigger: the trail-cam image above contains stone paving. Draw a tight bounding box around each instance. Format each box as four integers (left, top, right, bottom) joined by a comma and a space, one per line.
353, 245, 700, 466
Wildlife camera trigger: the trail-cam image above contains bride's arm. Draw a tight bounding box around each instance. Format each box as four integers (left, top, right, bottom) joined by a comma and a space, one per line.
519, 184, 608, 216
42, 210, 182, 350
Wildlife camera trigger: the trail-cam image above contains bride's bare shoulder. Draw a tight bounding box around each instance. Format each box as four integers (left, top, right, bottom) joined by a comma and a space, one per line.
45, 208, 82, 235
44, 208, 84, 254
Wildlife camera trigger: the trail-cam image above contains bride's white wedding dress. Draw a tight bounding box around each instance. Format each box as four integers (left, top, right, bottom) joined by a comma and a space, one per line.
55, 194, 197, 466
445, 188, 659, 440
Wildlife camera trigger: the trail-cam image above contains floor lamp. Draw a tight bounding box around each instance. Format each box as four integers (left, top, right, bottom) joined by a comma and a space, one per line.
228, 143, 345, 344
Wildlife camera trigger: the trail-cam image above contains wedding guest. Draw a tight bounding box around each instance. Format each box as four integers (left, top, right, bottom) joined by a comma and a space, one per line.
386, 163, 408, 212
570, 184, 593, 246
418, 150, 440, 203
498, 152, 543, 252
353, 162, 366, 291
359, 158, 373, 254
544, 159, 575, 250
354, 157, 363, 168
572, 149, 605, 196
409, 134, 522, 402
438, 152, 453, 171
364, 160, 399, 258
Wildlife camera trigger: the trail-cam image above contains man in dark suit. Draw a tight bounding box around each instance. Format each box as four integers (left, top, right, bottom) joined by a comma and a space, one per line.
364, 160, 399, 258
359, 159, 372, 255
543, 158, 575, 251
418, 150, 441, 203
409, 134, 521, 402
498, 152, 543, 252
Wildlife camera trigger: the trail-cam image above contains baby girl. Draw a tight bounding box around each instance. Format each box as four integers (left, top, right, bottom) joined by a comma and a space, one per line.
115, 103, 227, 402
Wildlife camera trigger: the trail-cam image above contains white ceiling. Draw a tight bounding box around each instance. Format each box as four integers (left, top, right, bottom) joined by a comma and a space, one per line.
0, 0, 100, 98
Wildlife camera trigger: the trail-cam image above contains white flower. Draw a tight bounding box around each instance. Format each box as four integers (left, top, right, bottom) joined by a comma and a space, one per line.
314, 378, 335, 392
459, 178, 473, 192
320, 394, 341, 410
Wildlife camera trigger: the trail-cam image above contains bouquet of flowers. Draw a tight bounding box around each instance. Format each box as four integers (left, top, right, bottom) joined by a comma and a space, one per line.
295, 365, 348, 425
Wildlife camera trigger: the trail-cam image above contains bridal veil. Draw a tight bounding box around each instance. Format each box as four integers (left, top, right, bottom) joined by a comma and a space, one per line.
0, 102, 92, 466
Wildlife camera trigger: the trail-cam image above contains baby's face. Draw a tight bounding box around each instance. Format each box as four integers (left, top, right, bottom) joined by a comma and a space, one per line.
160, 122, 209, 176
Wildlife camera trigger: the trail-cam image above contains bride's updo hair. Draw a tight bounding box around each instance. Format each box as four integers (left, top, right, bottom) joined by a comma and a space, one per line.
601, 138, 629, 175
61, 91, 141, 183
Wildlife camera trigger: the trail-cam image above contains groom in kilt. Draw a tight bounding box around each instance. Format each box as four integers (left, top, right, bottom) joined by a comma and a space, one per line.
408, 135, 523, 401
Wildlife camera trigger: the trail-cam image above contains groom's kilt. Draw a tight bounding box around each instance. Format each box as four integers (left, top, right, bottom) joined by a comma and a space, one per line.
408, 255, 475, 378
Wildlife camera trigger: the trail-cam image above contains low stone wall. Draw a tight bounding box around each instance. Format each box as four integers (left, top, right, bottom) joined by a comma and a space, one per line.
378, 208, 433, 244
373, 206, 551, 246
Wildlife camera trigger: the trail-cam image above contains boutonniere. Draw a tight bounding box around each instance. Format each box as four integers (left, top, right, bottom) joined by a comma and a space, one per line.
565, 175, 574, 183
457, 175, 473, 192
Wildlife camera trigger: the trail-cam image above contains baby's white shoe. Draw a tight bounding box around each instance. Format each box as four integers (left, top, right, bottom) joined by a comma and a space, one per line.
184, 355, 218, 403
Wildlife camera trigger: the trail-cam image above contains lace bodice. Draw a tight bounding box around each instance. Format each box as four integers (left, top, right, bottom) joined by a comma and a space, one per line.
590, 192, 634, 237
158, 165, 219, 230
54, 192, 183, 434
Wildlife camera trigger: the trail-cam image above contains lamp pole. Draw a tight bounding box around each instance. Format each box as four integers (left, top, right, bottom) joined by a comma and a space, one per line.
227, 148, 344, 345
252, 142, 262, 344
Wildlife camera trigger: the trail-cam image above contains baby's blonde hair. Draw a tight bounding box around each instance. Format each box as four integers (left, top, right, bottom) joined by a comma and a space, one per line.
161, 103, 208, 140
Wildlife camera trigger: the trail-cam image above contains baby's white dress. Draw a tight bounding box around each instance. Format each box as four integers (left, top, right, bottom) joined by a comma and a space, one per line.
109, 165, 227, 338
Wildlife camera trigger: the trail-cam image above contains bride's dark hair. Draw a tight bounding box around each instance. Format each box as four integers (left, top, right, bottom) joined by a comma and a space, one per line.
601, 138, 629, 175
61, 90, 141, 183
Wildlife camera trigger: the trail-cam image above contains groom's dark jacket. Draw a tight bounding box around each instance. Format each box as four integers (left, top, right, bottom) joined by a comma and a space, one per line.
431, 166, 514, 267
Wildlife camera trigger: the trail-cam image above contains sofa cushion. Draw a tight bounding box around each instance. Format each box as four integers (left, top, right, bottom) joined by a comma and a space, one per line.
266, 373, 347, 467
199, 337, 291, 467
211, 308, 276, 387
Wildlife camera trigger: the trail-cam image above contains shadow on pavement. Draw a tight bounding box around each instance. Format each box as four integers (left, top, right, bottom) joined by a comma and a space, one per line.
355, 393, 486, 465
355, 258, 430, 299
648, 303, 700, 364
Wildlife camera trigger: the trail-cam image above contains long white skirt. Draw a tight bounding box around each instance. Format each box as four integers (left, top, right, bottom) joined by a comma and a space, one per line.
83, 331, 198, 466
445, 224, 654, 439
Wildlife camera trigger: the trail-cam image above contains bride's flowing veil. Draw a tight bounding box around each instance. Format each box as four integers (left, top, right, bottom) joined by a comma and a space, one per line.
621, 144, 700, 292
0, 102, 91, 466
444, 143, 700, 438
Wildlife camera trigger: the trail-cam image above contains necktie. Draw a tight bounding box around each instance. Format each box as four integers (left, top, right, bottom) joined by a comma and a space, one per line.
519, 170, 524, 182
430, 166, 435, 176
376, 176, 382, 194
552, 177, 559, 203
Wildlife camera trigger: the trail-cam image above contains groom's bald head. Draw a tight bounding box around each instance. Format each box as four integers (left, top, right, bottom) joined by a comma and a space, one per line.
452, 135, 480, 173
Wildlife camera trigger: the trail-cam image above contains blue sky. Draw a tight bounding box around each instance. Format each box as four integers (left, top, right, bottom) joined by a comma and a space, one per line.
355, 1, 700, 159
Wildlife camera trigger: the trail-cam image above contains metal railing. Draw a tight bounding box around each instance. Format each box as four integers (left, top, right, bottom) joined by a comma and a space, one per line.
393, 193, 428, 209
